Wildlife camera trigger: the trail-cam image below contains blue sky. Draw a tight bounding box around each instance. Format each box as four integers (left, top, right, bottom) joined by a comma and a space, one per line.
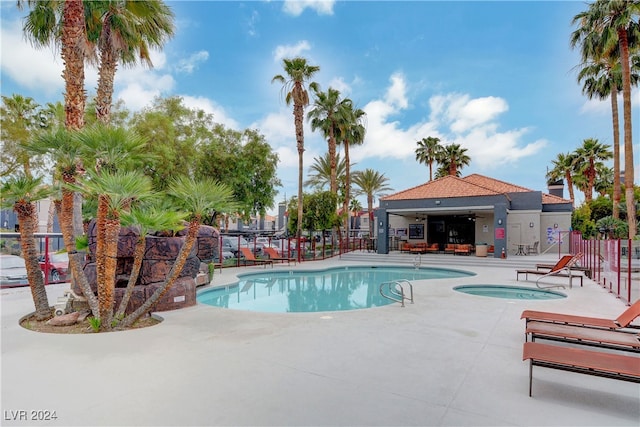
1, 0, 638, 215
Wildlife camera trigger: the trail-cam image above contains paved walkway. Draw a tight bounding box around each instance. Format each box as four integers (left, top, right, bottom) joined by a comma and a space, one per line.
1, 253, 638, 426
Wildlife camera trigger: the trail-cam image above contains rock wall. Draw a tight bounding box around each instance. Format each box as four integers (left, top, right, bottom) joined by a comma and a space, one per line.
75, 221, 219, 313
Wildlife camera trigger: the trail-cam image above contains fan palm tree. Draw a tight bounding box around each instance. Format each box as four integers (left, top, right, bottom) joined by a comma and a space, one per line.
307, 87, 342, 193
547, 152, 578, 204
336, 100, 366, 234
0, 176, 53, 320
88, 0, 175, 124
575, 138, 613, 202
352, 169, 393, 238
305, 153, 347, 191
572, 0, 640, 236
415, 137, 443, 181
439, 143, 470, 176
272, 57, 320, 241
26, 129, 100, 318
119, 176, 238, 328
115, 205, 187, 320
71, 170, 155, 330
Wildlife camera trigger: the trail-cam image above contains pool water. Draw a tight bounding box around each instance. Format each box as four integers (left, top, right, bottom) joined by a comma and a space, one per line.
453, 285, 566, 300
198, 266, 474, 313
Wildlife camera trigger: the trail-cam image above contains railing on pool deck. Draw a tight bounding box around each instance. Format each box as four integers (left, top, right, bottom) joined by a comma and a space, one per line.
570, 232, 639, 305
379, 279, 414, 307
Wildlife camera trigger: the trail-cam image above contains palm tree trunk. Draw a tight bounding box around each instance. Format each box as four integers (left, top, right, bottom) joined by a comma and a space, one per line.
119, 221, 199, 328
618, 29, 636, 238
294, 102, 304, 244
343, 140, 351, 236
16, 204, 50, 320
95, 23, 117, 124
611, 89, 621, 220
99, 217, 120, 330
565, 172, 575, 203
60, 186, 100, 318
367, 195, 373, 238
115, 234, 146, 319
61, 0, 86, 130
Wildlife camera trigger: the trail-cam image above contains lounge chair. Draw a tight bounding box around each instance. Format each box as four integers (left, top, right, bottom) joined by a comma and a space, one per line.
444, 244, 456, 254
525, 321, 640, 353
410, 243, 428, 254
425, 243, 440, 253
239, 247, 273, 268
522, 342, 640, 397
535, 259, 592, 279
263, 247, 296, 265
521, 299, 640, 330
454, 244, 472, 255
516, 253, 584, 289
400, 242, 413, 253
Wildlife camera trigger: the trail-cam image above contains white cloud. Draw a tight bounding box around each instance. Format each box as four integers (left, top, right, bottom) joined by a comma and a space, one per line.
282, 0, 335, 16
273, 41, 312, 62
327, 77, 351, 96
181, 96, 239, 129
175, 50, 209, 74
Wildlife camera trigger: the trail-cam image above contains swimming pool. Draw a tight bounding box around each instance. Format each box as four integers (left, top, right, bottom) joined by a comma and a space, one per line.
453, 285, 566, 300
198, 266, 474, 313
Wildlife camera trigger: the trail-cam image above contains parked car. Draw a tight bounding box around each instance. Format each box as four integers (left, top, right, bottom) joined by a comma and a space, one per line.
38, 252, 69, 283
0, 254, 29, 288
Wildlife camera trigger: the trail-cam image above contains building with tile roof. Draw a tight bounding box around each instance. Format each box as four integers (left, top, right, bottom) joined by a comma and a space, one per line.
376, 174, 573, 257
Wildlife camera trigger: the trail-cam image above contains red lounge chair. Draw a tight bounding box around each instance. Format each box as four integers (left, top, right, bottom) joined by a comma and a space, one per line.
521, 299, 640, 330
525, 321, 640, 353
263, 247, 296, 265
239, 247, 273, 268
516, 253, 584, 288
522, 342, 640, 397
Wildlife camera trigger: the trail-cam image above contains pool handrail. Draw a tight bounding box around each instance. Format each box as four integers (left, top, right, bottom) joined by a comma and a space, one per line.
379, 279, 414, 307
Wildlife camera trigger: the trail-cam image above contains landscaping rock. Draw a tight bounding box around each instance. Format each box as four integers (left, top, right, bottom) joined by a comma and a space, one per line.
46, 311, 80, 326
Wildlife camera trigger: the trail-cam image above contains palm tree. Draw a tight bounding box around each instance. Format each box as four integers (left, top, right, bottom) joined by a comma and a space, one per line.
547, 152, 578, 204
88, 0, 175, 124
575, 138, 613, 202
439, 143, 471, 176
336, 100, 366, 235
352, 169, 393, 238
308, 87, 342, 193
26, 129, 100, 318
115, 205, 187, 319
594, 165, 614, 197
305, 153, 347, 191
119, 176, 237, 328
1, 176, 53, 320
72, 170, 155, 330
271, 57, 320, 242
572, 0, 639, 237
415, 137, 443, 181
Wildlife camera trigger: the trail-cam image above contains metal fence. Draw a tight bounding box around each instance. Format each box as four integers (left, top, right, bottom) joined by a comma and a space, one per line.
570, 231, 639, 305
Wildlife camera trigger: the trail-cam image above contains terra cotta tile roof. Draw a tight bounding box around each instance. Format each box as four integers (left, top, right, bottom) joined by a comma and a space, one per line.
381, 174, 572, 204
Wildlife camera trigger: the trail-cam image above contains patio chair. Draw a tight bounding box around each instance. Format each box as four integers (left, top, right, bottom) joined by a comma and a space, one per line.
263, 247, 296, 265
526, 241, 539, 255
516, 253, 584, 289
521, 299, 640, 330
444, 244, 456, 254
454, 244, 472, 255
239, 247, 273, 268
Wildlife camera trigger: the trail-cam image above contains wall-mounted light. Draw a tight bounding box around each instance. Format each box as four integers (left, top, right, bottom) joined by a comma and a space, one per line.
553, 223, 558, 229
435, 200, 441, 205
497, 219, 503, 225
415, 217, 420, 222
379, 221, 383, 226
529, 222, 534, 228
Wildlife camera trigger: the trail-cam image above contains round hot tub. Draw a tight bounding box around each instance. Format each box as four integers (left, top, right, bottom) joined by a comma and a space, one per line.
453, 285, 566, 300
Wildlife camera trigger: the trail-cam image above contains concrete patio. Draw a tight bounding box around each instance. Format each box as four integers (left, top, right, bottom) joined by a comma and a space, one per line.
1, 252, 638, 426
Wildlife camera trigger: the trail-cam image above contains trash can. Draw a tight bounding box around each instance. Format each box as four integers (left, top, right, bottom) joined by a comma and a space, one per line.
475, 244, 488, 257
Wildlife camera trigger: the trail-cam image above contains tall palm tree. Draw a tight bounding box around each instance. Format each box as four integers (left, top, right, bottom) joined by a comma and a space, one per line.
352, 169, 393, 238
305, 152, 347, 191
547, 152, 578, 204
415, 137, 443, 181
336, 100, 366, 234
439, 143, 470, 176
575, 138, 613, 202
572, 0, 640, 237
272, 57, 320, 242
308, 87, 342, 193
0, 176, 53, 320
119, 176, 237, 328
88, 0, 175, 124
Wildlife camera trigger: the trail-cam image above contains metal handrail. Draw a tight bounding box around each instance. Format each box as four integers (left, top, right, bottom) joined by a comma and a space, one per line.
379, 279, 414, 307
